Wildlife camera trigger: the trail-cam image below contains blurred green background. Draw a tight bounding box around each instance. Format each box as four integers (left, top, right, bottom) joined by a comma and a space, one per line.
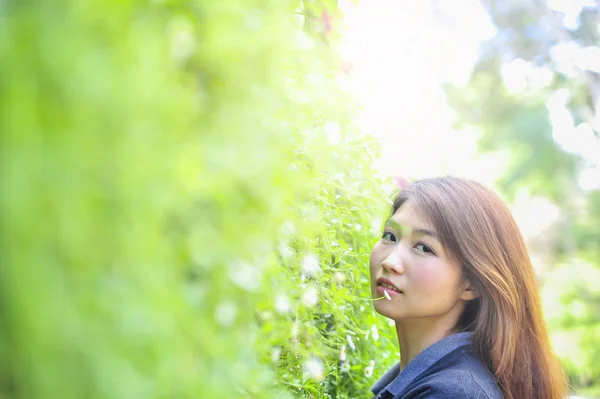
0, 0, 598, 398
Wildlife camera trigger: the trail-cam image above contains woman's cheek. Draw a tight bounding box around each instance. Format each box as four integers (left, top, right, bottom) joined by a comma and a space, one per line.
412, 260, 443, 292
369, 257, 377, 281
413, 259, 459, 297
370, 242, 391, 271
369, 242, 381, 271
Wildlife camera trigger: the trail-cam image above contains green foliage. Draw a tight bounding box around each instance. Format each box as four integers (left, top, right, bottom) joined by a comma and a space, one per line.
574, 191, 600, 257
543, 259, 600, 387
446, 65, 581, 203
0, 1, 398, 398
4, 0, 597, 397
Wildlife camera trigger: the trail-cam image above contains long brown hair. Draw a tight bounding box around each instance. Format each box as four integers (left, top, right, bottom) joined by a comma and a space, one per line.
392, 177, 568, 399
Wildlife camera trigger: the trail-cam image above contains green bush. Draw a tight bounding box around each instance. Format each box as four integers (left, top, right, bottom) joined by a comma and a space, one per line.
0, 1, 398, 398
543, 258, 600, 391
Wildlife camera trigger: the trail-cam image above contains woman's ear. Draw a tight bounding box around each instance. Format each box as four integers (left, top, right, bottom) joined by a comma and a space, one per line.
460, 282, 479, 301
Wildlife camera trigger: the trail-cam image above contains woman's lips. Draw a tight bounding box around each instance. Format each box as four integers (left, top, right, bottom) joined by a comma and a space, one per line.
376, 277, 402, 293
376, 285, 402, 297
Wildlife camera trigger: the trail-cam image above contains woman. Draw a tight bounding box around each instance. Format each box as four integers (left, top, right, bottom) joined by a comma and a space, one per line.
369, 177, 568, 399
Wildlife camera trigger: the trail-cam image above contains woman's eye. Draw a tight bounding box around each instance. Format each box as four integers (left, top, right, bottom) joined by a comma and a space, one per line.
414, 243, 435, 255
381, 231, 397, 242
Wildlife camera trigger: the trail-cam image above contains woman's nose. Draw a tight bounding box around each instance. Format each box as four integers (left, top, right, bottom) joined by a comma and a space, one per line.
381, 249, 405, 274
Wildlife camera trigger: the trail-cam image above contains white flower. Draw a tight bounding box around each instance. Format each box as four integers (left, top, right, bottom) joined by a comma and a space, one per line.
278, 243, 294, 259
346, 334, 356, 351
229, 260, 260, 292
167, 17, 196, 62
275, 294, 290, 314
271, 346, 282, 363
340, 361, 350, 373
291, 321, 299, 340
301, 254, 321, 277
339, 345, 347, 362
214, 301, 237, 327
302, 286, 319, 307
365, 360, 375, 377
258, 311, 273, 321
333, 272, 345, 285
324, 121, 341, 145
384, 290, 391, 300
304, 357, 324, 381
371, 325, 379, 341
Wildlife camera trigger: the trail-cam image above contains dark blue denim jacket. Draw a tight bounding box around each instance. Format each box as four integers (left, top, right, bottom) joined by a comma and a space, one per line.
370, 332, 503, 399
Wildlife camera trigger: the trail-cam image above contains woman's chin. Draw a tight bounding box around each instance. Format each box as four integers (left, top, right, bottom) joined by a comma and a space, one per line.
373, 301, 396, 319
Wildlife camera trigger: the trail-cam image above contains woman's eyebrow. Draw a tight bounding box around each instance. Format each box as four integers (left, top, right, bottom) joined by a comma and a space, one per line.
385, 220, 438, 239
384, 219, 403, 231
412, 228, 438, 239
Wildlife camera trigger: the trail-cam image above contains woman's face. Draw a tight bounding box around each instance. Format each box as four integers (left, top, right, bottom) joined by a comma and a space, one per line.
369, 199, 472, 322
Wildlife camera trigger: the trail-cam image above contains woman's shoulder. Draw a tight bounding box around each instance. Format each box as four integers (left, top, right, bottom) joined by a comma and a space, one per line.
371, 335, 503, 399
414, 349, 502, 398
399, 348, 503, 399
409, 369, 501, 398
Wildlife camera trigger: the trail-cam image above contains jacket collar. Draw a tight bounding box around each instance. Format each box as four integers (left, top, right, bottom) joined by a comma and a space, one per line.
370, 332, 473, 397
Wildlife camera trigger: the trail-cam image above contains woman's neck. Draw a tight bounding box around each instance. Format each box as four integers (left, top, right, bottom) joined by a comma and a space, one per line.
395, 316, 460, 371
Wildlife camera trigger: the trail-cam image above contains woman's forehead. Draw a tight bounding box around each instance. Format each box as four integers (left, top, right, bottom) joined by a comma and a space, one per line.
388, 201, 437, 236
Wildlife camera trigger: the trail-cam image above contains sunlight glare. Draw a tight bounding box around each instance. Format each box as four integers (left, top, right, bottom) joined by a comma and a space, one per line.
340, 0, 499, 184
